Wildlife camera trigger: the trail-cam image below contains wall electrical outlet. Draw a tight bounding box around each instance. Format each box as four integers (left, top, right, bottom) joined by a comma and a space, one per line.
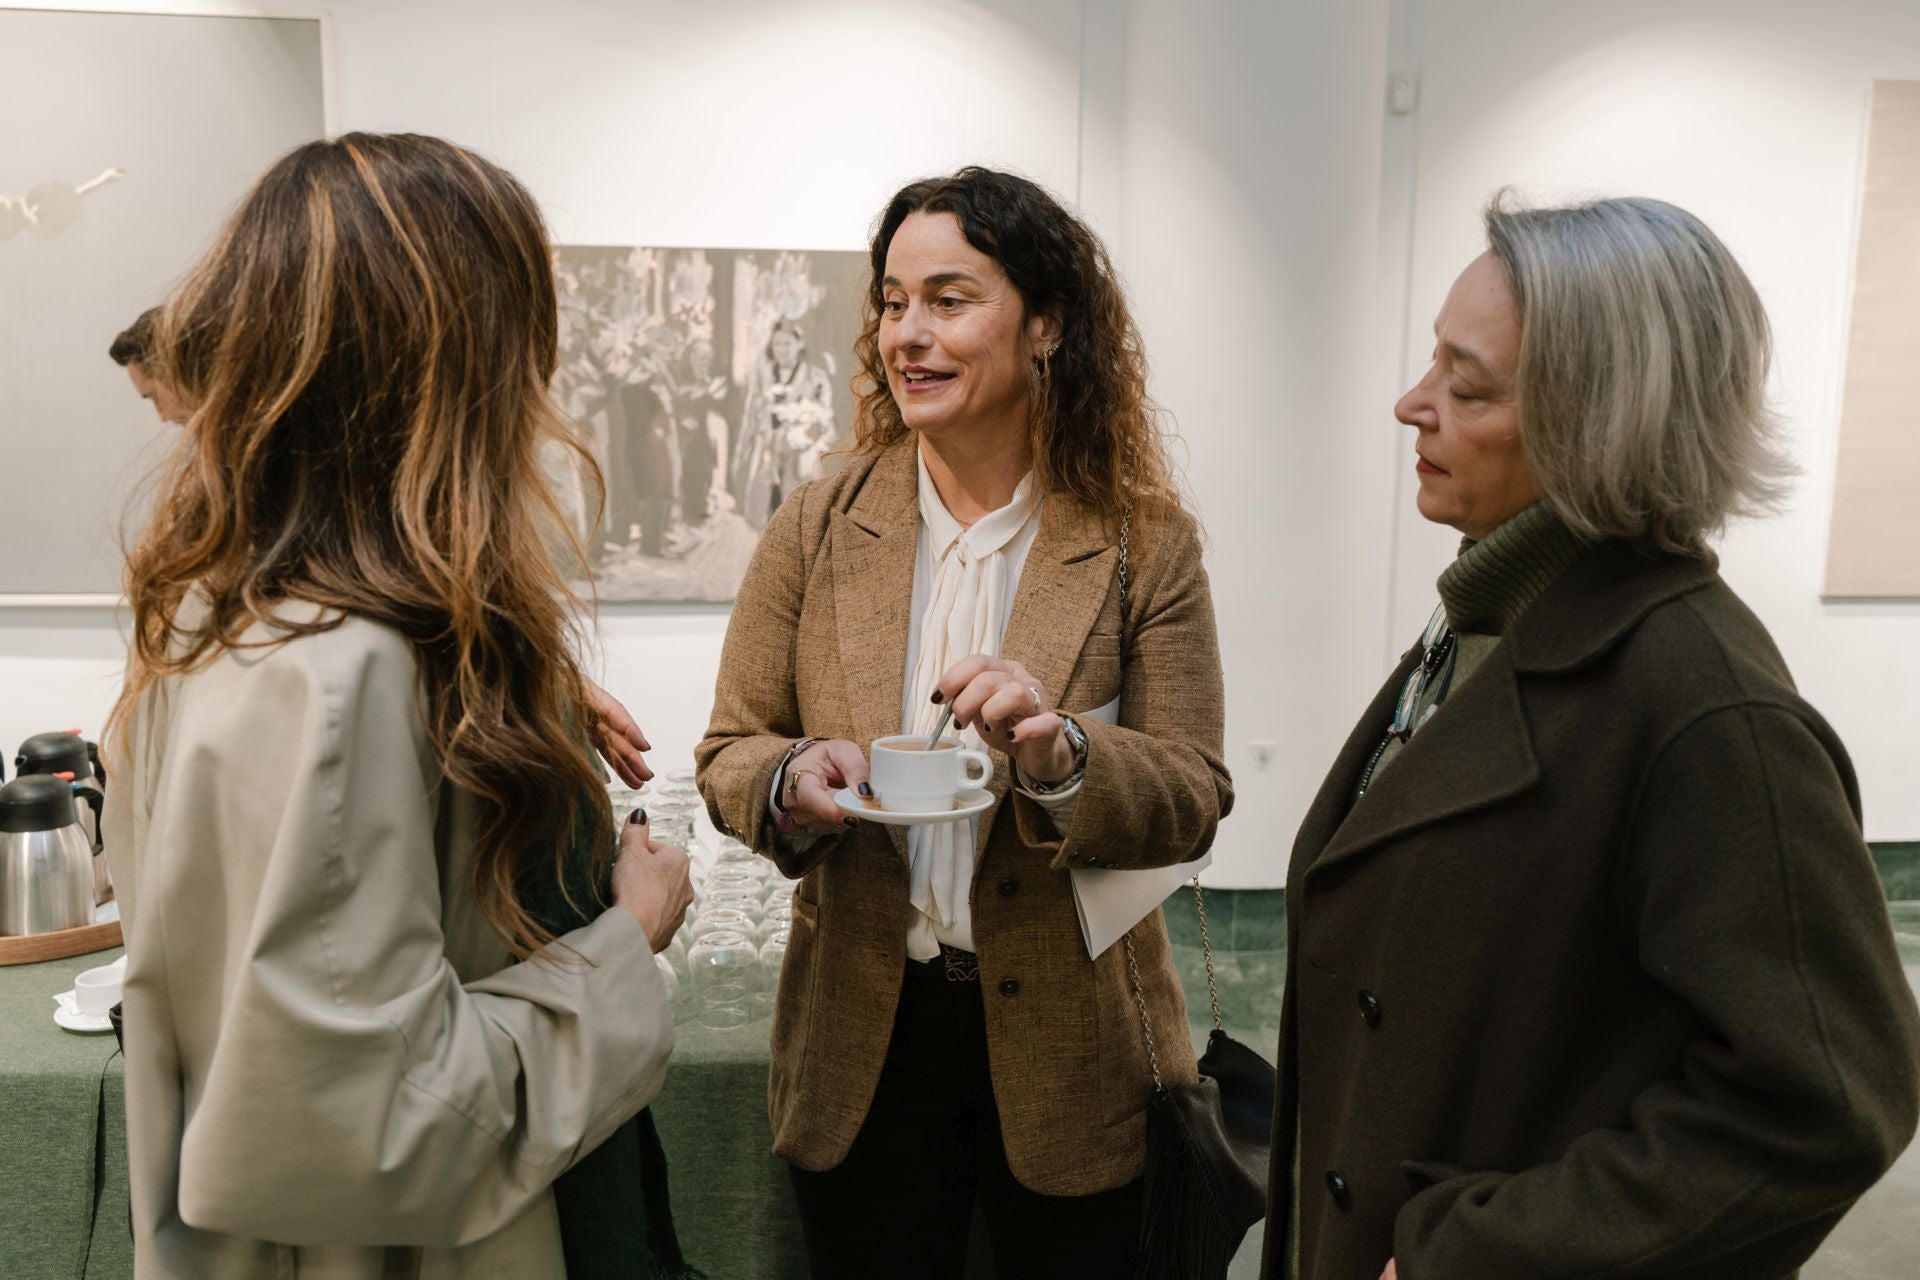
1388, 70, 1419, 115
1249, 739, 1277, 769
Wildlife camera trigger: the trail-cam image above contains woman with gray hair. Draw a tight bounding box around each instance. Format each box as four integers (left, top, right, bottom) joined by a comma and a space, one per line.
1263, 196, 1920, 1280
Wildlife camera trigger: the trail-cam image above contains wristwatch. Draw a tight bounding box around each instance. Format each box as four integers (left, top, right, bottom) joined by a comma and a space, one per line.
1023, 714, 1088, 795
771, 736, 824, 816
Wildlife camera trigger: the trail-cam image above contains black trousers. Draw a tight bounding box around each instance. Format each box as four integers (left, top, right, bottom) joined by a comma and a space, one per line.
788, 958, 1144, 1280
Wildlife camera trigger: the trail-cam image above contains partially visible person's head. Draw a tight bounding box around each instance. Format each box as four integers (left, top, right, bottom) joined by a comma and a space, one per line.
1432, 194, 1787, 552
110, 308, 187, 424
113, 132, 608, 956
853, 166, 1181, 526
767, 319, 804, 367
108, 308, 156, 368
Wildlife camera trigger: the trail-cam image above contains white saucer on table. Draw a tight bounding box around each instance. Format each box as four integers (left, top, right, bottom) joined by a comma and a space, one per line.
51, 952, 125, 1034
51, 990, 114, 1034
834, 788, 993, 826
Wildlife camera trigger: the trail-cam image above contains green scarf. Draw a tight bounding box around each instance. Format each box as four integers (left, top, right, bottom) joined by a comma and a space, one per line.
522, 802, 710, 1280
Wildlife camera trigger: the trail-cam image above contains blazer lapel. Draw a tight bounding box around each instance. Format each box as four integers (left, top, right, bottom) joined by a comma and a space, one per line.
831, 445, 919, 862
1306, 642, 1540, 882
978, 493, 1115, 862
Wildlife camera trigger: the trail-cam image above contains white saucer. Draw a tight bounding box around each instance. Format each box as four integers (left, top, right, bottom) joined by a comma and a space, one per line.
51, 990, 114, 1034
834, 787, 993, 826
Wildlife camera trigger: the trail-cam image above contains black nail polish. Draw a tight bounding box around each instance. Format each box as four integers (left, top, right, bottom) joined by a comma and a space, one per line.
857, 781, 873, 798
931, 690, 945, 704
629, 808, 647, 826
844, 817, 858, 828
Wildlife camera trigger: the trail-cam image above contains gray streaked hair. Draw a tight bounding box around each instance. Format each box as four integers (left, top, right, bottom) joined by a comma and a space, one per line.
1485, 193, 1793, 553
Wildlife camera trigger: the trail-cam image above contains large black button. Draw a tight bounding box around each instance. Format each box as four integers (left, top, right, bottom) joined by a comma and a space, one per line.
998, 977, 1021, 997
998, 877, 1019, 896
1358, 990, 1382, 1028
1325, 1171, 1350, 1210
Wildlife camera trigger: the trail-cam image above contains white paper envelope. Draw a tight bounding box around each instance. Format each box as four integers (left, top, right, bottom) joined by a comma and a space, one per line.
1067, 697, 1211, 958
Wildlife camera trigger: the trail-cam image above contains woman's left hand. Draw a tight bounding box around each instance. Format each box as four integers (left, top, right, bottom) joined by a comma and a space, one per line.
935, 656, 1076, 785
585, 678, 654, 787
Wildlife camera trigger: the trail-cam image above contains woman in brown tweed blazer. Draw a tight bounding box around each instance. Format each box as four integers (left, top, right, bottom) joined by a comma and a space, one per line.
698, 167, 1233, 1279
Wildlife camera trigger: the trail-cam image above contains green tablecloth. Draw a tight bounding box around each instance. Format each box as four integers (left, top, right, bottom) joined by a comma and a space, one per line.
0, 949, 807, 1280
0, 948, 132, 1280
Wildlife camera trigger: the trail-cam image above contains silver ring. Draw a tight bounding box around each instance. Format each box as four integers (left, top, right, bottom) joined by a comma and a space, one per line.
1027, 685, 1043, 714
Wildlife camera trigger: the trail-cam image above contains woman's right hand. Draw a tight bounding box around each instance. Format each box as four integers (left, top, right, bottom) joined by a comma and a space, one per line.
775, 739, 872, 835
611, 811, 693, 954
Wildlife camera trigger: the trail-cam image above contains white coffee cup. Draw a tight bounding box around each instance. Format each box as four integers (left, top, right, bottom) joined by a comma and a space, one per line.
868, 735, 993, 813
73, 961, 122, 1016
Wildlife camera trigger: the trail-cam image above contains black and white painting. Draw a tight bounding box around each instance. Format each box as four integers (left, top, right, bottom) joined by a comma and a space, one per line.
553, 245, 866, 602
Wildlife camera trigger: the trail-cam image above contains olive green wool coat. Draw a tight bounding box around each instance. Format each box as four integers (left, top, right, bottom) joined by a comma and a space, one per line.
1264, 541, 1920, 1280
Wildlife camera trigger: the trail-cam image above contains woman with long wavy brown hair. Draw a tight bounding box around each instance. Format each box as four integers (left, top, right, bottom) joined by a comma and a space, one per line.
698, 166, 1233, 1277
102, 132, 695, 1280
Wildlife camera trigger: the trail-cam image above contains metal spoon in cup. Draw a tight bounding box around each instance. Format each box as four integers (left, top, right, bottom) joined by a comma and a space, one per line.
924, 705, 954, 753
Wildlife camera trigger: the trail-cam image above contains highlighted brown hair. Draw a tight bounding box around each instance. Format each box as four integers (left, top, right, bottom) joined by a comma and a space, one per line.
851, 167, 1183, 529
110, 133, 609, 957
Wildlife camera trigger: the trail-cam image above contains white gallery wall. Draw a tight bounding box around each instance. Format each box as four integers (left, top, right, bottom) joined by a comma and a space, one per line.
1389, 0, 1920, 841
1, 0, 1913, 887
1115, 0, 1398, 883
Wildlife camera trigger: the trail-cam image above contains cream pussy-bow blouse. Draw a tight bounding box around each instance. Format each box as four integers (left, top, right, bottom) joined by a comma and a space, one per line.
899, 449, 1079, 958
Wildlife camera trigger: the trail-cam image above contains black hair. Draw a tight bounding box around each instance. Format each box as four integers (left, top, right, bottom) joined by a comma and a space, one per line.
109, 307, 161, 367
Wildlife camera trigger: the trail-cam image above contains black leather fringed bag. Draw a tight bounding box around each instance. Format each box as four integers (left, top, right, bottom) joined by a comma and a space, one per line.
1110, 501, 1274, 1279
1124, 888, 1274, 1279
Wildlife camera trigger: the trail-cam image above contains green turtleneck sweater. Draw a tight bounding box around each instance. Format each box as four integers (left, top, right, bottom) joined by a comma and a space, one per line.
1364, 504, 1587, 793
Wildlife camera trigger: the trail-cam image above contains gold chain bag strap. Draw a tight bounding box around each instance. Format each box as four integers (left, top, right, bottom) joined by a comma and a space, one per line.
1113, 503, 1274, 1280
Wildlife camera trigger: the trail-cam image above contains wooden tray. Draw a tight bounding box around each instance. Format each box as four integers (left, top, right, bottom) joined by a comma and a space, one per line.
0, 919, 123, 966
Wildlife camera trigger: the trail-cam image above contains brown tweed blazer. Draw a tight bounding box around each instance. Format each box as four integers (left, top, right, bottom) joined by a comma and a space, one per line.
697, 439, 1234, 1195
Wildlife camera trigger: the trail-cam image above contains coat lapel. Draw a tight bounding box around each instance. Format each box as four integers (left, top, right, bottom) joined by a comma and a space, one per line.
1297, 541, 1718, 885
1287, 645, 1419, 888
978, 493, 1115, 862
831, 445, 919, 862
1307, 642, 1540, 882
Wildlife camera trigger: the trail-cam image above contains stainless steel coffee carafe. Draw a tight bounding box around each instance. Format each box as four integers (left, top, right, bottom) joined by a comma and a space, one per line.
14, 731, 110, 905
0, 775, 95, 936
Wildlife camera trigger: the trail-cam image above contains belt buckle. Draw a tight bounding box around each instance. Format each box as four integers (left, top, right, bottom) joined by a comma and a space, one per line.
939, 944, 979, 983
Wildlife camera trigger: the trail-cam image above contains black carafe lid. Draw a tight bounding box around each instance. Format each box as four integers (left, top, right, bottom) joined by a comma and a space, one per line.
0, 775, 79, 833
15, 732, 92, 781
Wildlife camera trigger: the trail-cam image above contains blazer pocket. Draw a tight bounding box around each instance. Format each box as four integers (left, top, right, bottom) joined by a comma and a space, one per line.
1079, 632, 1123, 658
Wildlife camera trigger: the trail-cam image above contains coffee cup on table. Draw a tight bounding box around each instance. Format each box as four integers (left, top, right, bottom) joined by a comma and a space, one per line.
867, 736, 992, 813
74, 961, 123, 1017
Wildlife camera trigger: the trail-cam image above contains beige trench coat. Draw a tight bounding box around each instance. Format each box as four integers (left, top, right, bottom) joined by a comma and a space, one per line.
102, 609, 673, 1279
697, 440, 1234, 1196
